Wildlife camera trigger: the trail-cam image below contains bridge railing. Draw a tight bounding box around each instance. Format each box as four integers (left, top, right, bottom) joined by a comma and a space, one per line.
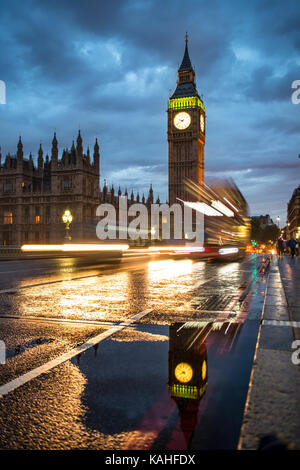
0, 246, 21, 257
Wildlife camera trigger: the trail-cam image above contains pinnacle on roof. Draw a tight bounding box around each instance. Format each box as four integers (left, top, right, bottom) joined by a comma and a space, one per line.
178, 32, 193, 72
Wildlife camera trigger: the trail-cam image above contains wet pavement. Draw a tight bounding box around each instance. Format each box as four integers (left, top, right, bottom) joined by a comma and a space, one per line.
0, 253, 268, 449
278, 255, 300, 328
239, 255, 300, 450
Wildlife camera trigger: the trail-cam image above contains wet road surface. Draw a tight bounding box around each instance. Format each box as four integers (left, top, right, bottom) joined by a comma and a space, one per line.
0, 252, 267, 449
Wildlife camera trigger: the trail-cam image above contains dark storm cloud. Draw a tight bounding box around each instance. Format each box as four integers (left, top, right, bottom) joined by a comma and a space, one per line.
244, 65, 299, 103
255, 114, 300, 135
0, 0, 299, 222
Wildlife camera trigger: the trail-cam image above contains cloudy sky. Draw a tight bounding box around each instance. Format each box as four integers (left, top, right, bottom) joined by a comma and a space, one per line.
0, 0, 299, 224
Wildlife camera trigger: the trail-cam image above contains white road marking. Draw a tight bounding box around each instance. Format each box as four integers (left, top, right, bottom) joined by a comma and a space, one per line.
263, 320, 300, 328
0, 309, 152, 398
0, 314, 120, 327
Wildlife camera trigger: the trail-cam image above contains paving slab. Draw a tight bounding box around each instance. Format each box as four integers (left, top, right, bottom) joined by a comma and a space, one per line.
290, 307, 300, 322
266, 287, 285, 296
259, 325, 294, 351
239, 348, 300, 450
263, 305, 289, 322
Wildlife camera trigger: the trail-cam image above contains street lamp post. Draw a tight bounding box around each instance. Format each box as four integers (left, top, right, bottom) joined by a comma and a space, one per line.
62, 209, 73, 241
276, 216, 280, 228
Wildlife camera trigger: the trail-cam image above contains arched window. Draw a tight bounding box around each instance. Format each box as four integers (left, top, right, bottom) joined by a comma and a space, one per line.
46, 207, 51, 224
25, 207, 30, 224
63, 177, 71, 191
35, 207, 40, 224
5, 181, 12, 193
3, 211, 13, 224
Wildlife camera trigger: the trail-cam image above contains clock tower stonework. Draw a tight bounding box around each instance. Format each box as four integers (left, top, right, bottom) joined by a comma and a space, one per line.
168, 36, 205, 205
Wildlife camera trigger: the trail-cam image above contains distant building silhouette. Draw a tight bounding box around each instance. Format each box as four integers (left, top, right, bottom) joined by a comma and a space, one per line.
257, 214, 274, 229
287, 185, 300, 240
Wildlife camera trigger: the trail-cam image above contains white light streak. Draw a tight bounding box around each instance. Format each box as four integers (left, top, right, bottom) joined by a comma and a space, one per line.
183, 201, 223, 216
211, 200, 234, 217
218, 247, 239, 255
223, 197, 239, 213
21, 244, 129, 252
221, 230, 235, 236
148, 246, 205, 253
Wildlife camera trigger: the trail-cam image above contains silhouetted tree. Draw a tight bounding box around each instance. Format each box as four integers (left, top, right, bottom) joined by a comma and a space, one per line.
251, 217, 280, 243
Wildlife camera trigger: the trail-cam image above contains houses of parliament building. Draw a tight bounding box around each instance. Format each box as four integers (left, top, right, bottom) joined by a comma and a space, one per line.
0, 131, 155, 246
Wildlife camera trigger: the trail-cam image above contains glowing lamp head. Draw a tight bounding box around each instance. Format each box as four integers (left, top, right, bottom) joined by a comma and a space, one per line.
62, 210, 73, 224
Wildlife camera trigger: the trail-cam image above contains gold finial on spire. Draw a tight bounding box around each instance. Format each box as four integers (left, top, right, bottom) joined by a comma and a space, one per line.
185, 31, 188, 45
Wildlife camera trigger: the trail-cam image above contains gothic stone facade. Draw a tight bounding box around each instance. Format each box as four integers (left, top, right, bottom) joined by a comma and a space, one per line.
0, 131, 155, 246
0, 131, 101, 245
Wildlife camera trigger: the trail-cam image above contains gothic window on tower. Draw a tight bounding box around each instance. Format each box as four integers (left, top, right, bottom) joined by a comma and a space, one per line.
35, 207, 40, 224
180, 73, 189, 83
46, 206, 51, 224
63, 176, 71, 191
25, 207, 30, 224
3, 211, 13, 225
5, 181, 12, 193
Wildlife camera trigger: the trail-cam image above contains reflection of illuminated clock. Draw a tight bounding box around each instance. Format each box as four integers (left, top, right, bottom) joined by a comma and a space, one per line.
174, 362, 193, 383
202, 360, 207, 381
174, 112, 191, 130
200, 114, 205, 133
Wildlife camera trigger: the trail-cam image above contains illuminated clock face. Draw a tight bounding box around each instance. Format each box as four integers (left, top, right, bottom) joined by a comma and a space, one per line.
200, 114, 205, 133
174, 362, 193, 383
174, 112, 191, 130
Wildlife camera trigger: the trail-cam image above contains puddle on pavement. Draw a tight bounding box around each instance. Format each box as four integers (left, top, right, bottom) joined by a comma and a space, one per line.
69, 318, 259, 450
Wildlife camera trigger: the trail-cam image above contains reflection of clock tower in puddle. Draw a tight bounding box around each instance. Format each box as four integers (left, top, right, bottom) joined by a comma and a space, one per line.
168, 322, 208, 448
168, 34, 205, 205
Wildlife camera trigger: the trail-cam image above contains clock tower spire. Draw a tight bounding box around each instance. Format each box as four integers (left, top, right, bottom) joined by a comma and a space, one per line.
168, 35, 205, 205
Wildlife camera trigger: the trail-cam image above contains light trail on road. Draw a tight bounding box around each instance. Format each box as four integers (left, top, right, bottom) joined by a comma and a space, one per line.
0, 253, 268, 450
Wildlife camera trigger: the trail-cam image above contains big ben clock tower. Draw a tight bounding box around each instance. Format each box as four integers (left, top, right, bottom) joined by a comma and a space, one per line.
168, 35, 205, 205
